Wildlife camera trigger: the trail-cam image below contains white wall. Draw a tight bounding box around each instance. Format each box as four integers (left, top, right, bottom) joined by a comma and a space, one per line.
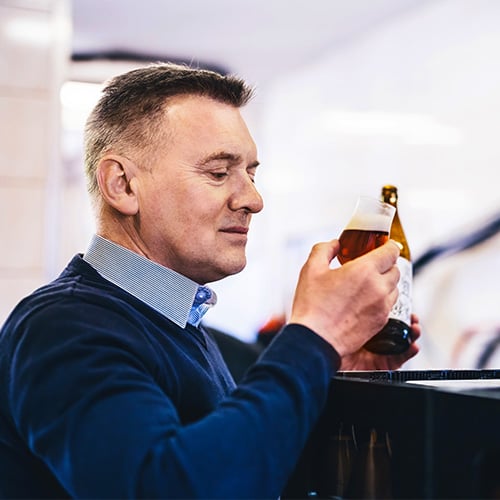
0, 0, 70, 321
204, 0, 500, 365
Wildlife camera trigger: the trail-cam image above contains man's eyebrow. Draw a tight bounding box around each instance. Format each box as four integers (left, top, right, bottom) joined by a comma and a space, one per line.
198, 152, 260, 168
199, 152, 241, 166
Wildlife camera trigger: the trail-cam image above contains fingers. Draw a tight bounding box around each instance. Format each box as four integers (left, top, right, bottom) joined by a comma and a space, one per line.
392, 341, 420, 365
352, 246, 400, 294
390, 239, 404, 251
410, 313, 421, 342
307, 239, 340, 266
367, 240, 401, 274
387, 283, 400, 310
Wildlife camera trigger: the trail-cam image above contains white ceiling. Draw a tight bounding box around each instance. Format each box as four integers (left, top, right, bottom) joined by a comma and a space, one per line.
70, 0, 434, 84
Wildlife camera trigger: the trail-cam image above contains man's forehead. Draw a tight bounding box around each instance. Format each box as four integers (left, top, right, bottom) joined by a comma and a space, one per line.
158, 94, 257, 160
165, 93, 233, 114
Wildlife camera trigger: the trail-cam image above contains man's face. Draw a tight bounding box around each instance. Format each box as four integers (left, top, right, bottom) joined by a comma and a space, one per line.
133, 95, 263, 284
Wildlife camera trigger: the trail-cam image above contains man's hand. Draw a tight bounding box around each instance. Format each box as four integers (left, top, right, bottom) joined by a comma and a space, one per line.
289, 239, 401, 357
339, 314, 421, 370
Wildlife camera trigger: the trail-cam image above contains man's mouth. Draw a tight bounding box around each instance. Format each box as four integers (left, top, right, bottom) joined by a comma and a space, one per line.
220, 226, 249, 234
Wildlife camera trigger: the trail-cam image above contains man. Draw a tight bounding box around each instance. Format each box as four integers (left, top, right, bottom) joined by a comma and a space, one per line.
0, 63, 420, 498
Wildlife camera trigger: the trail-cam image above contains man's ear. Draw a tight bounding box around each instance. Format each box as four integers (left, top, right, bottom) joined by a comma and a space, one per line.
96, 155, 139, 216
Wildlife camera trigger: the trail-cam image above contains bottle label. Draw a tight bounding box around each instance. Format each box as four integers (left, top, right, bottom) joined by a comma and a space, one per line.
389, 257, 412, 325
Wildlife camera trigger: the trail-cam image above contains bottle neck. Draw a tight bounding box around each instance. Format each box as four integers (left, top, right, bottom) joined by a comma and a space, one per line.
382, 189, 398, 206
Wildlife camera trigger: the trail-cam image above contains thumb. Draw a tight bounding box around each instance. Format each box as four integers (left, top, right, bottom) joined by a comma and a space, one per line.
308, 239, 340, 267
369, 240, 400, 273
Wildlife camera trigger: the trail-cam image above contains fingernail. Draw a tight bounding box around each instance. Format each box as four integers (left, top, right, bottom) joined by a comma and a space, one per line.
390, 239, 403, 251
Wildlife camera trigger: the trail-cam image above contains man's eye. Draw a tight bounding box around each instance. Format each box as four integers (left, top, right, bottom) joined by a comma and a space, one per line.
211, 172, 228, 180
248, 169, 257, 183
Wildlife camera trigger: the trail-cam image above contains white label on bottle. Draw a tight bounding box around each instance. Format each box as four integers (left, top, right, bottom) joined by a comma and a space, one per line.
389, 257, 412, 325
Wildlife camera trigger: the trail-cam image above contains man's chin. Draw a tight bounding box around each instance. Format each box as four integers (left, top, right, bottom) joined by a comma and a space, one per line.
208, 258, 247, 283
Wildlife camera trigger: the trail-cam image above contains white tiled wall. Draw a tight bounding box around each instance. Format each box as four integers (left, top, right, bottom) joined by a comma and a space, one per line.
0, 5, 53, 91
0, 183, 45, 268
0, 0, 70, 321
0, 96, 50, 178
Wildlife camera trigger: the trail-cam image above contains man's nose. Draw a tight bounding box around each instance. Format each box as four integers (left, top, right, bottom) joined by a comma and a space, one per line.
229, 176, 264, 214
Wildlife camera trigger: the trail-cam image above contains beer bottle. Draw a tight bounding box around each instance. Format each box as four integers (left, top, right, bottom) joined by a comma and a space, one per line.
364, 185, 412, 354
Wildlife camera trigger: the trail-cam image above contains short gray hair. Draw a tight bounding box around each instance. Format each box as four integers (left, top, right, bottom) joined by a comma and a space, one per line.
84, 62, 254, 199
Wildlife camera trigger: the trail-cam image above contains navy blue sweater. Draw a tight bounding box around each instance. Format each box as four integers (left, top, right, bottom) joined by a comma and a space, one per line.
0, 255, 340, 498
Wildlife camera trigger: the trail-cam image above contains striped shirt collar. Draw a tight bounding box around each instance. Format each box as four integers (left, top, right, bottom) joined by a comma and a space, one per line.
83, 234, 216, 328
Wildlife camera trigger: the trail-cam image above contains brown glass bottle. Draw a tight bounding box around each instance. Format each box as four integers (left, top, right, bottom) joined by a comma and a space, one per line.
364, 185, 412, 354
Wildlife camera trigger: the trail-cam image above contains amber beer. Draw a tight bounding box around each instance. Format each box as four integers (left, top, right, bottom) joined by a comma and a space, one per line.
338, 229, 389, 264
338, 197, 395, 265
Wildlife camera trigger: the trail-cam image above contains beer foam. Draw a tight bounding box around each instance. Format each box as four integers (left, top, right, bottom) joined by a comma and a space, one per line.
344, 211, 393, 231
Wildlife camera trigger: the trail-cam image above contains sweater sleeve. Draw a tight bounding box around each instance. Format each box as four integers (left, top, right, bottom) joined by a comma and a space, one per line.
9, 302, 340, 499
